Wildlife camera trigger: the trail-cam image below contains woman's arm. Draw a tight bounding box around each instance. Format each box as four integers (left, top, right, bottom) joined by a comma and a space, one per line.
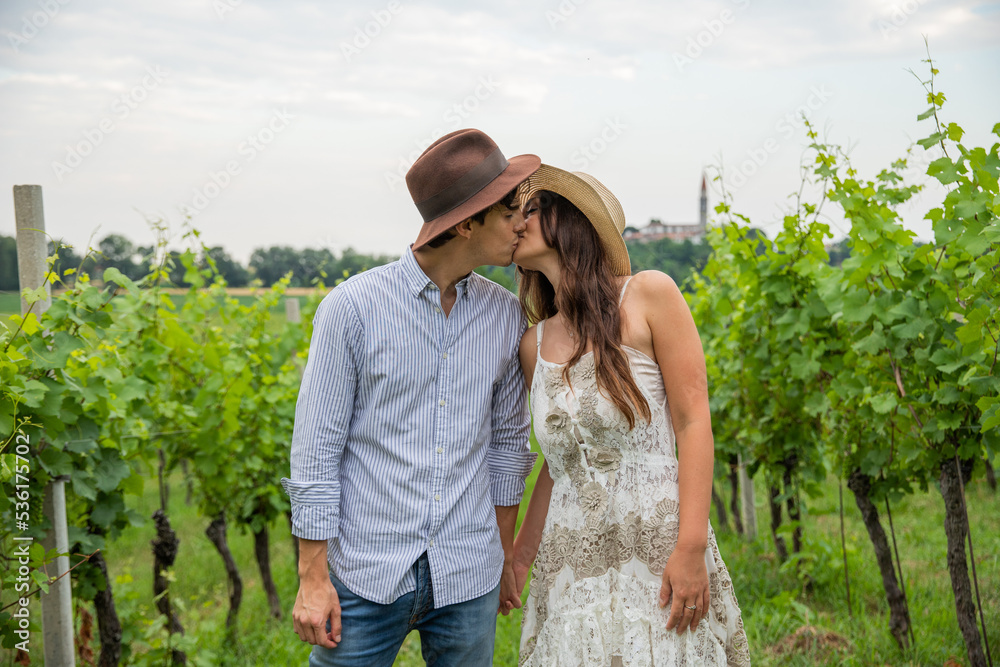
634, 270, 715, 634
509, 326, 553, 597
511, 460, 553, 596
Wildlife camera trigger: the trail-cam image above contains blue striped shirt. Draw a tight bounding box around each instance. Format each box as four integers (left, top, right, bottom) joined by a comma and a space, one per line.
280, 246, 535, 607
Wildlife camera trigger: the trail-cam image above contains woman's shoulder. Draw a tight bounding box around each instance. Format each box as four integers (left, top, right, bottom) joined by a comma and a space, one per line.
520, 323, 538, 344
519, 323, 541, 386
628, 270, 682, 300
520, 323, 542, 354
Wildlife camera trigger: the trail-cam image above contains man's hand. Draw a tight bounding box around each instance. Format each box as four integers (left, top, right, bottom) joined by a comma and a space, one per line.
495, 505, 522, 615
293, 574, 342, 647
294, 538, 341, 647
497, 561, 522, 615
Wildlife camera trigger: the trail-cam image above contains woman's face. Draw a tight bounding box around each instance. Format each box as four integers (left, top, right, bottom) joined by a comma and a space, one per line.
513, 195, 557, 271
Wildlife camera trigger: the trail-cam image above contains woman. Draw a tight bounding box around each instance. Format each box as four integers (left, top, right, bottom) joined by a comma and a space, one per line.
510, 165, 750, 666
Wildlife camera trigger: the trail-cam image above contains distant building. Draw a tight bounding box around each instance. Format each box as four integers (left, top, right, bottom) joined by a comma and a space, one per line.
624, 173, 708, 244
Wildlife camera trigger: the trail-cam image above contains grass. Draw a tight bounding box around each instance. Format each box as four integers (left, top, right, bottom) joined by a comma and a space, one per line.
717, 472, 999, 666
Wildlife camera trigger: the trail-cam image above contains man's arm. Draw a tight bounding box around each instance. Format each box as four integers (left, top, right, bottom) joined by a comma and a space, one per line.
280, 289, 362, 646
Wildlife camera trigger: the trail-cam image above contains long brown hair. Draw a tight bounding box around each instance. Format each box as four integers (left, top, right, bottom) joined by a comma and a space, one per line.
518, 191, 651, 428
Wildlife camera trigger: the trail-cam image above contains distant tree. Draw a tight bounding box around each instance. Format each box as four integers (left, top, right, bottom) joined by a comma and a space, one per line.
475, 265, 517, 292
165, 250, 189, 287
206, 246, 250, 287
299, 248, 336, 285
95, 234, 140, 281
827, 238, 851, 267
333, 247, 396, 280
48, 239, 83, 285
249, 246, 302, 286
626, 235, 711, 288
0, 235, 17, 291
0, 235, 88, 290
134, 245, 157, 280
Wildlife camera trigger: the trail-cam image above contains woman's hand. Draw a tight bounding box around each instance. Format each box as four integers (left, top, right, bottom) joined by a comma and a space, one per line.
659, 544, 710, 635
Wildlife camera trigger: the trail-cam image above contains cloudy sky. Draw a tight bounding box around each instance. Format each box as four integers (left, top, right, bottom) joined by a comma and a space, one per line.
2, 0, 998, 264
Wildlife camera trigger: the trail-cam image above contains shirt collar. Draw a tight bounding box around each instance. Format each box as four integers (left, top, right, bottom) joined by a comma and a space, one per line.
401, 245, 434, 297
401, 245, 478, 300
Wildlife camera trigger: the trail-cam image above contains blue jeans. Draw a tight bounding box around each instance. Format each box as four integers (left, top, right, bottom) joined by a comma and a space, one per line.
309, 553, 499, 667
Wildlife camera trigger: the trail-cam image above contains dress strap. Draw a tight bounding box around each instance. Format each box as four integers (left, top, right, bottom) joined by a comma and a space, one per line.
618, 276, 634, 306
536, 320, 545, 350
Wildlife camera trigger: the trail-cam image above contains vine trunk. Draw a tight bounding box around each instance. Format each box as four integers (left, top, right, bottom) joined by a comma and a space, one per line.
252, 517, 283, 619
939, 456, 987, 667
206, 512, 243, 630
846, 470, 911, 650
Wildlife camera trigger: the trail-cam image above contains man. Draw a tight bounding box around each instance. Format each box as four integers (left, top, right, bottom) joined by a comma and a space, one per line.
281, 128, 541, 666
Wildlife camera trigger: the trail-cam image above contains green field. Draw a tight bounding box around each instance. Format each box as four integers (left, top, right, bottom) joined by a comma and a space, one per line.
1, 293, 20, 333
9, 443, 996, 665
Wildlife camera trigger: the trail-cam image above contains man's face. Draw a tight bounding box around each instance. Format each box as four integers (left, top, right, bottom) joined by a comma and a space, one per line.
472, 201, 527, 267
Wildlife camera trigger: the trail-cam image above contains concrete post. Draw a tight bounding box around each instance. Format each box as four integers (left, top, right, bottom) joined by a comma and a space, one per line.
14, 185, 75, 667
13, 185, 51, 314
738, 454, 758, 541
285, 296, 301, 324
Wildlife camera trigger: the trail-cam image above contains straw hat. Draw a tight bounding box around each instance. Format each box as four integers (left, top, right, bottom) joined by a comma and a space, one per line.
521, 164, 631, 276
407, 129, 541, 249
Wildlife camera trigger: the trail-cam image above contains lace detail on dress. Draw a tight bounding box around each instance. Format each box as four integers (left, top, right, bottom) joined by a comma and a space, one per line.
521, 325, 750, 666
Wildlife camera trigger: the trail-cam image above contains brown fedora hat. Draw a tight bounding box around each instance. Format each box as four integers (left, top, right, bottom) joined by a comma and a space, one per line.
407, 129, 540, 249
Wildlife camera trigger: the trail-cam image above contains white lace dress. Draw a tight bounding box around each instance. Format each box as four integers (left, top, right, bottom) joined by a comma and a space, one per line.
520, 305, 750, 666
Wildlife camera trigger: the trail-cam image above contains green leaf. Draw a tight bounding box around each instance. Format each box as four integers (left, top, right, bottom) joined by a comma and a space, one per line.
120, 472, 144, 497
869, 393, 899, 414
71, 474, 97, 501
891, 317, 931, 340
853, 329, 886, 355
927, 157, 960, 185
917, 107, 936, 121
21, 286, 48, 306
90, 495, 125, 526
15, 313, 40, 336
102, 267, 138, 295
917, 133, 944, 149
930, 348, 965, 374
955, 198, 986, 220
94, 455, 131, 493
945, 123, 965, 142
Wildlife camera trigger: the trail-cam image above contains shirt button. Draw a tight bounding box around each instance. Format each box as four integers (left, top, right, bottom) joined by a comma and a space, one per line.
435, 307, 441, 314
434, 494, 441, 501
429, 538, 434, 547
436, 447, 444, 454
439, 399, 446, 407
442, 352, 448, 359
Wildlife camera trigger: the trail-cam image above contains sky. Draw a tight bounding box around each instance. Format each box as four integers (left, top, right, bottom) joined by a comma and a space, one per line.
2, 0, 999, 264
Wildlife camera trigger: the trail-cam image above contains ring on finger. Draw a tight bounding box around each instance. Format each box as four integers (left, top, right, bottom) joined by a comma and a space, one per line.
684, 604, 697, 611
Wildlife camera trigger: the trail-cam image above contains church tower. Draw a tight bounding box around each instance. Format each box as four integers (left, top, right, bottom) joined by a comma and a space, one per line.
699, 172, 708, 233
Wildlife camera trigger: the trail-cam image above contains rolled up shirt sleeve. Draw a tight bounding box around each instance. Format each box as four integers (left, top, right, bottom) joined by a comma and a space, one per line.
487, 326, 536, 507
280, 288, 362, 541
